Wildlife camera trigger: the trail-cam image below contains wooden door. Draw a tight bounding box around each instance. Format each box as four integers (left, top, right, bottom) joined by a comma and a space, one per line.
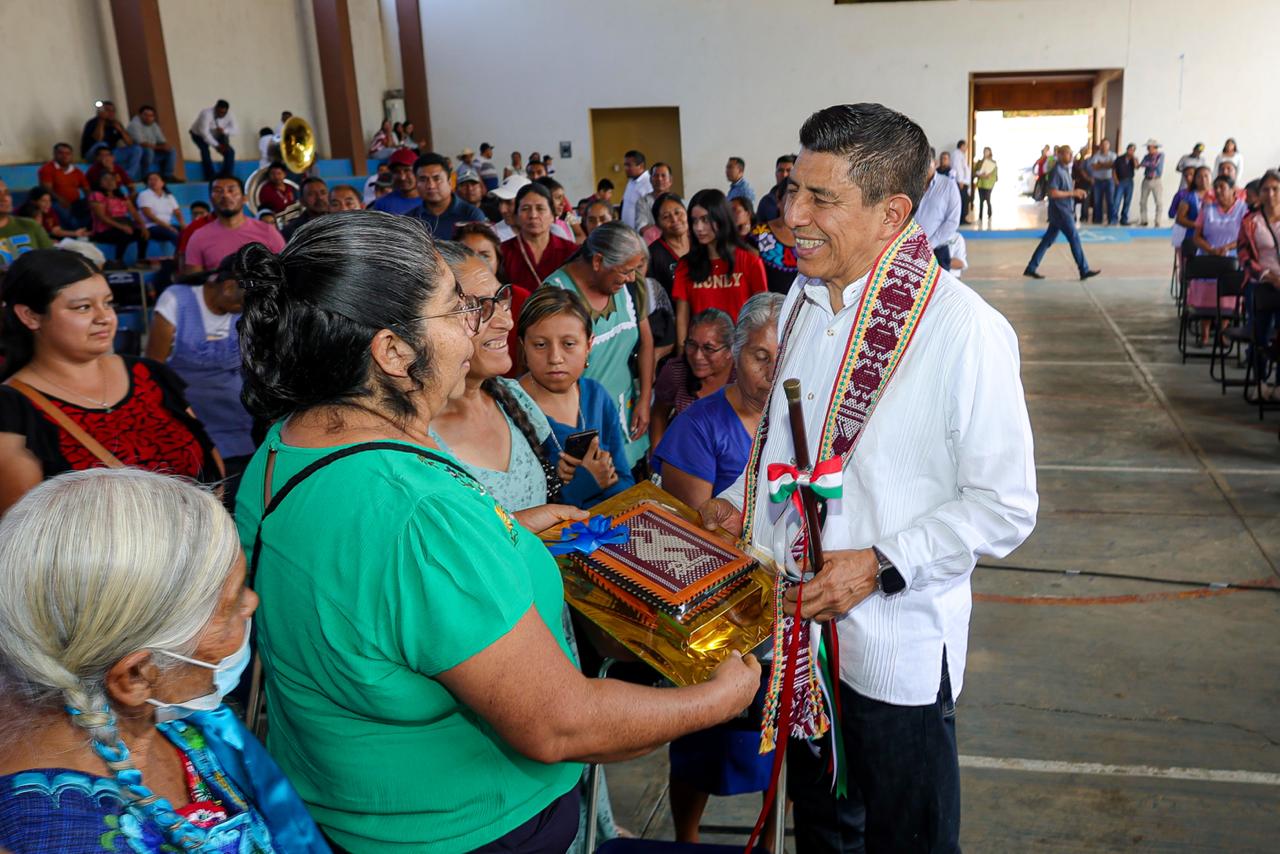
590, 107, 684, 198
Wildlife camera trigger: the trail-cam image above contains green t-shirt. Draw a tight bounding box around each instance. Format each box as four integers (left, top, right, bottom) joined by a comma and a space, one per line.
235, 424, 581, 852
0, 216, 53, 268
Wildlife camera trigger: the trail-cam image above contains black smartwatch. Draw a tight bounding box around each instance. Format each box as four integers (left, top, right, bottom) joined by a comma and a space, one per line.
873, 547, 907, 596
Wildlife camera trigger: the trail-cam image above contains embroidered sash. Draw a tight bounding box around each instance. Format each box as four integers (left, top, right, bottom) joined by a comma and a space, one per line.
743, 221, 940, 755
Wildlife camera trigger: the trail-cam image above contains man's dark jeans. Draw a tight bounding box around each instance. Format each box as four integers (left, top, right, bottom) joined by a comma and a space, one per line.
787, 652, 961, 853
190, 131, 236, 180
1027, 219, 1089, 277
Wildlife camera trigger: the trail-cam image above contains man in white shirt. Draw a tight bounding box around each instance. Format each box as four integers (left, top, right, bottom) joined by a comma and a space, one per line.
188, 99, 239, 181
632, 162, 674, 234
951, 139, 972, 223
702, 103, 1037, 852
915, 149, 962, 270
620, 149, 653, 229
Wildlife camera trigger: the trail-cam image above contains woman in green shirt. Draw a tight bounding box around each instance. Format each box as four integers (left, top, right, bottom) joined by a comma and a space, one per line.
231, 212, 760, 853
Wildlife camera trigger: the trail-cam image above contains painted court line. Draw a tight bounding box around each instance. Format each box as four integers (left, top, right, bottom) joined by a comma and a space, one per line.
1022, 360, 1133, 366
1037, 463, 1280, 476
959, 755, 1280, 786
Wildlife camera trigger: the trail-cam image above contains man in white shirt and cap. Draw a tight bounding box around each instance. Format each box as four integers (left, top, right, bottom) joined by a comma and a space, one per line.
702, 103, 1038, 853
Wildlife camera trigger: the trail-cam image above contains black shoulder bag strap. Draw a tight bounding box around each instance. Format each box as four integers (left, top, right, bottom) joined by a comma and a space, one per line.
247, 441, 473, 584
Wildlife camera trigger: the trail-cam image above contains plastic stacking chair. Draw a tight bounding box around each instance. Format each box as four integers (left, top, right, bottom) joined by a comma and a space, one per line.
1209, 267, 1248, 391
1179, 255, 1239, 363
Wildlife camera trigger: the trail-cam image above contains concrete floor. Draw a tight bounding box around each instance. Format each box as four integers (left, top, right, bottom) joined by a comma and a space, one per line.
602, 236, 1280, 852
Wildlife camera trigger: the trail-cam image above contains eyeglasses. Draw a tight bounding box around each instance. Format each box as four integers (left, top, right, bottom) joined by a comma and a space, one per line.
421, 293, 484, 334
475, 284, 514, 321
684, 339, 731, 358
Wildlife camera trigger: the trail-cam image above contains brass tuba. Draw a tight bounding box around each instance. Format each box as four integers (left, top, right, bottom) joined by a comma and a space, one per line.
245, 116, 318, 229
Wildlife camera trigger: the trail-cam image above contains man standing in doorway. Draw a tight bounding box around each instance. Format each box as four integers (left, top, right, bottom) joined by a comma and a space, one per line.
1087, 139, 1117, 225
701, 102, 1038, 853
951, 139, 971, 223
1025, 145, 1101, 281
1112, 143, 1138, 226
620, 149, 653, 229
1138, 139, 1165, 227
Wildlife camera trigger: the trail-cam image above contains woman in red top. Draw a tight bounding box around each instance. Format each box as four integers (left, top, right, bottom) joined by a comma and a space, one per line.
0, 250, 221, 514
671, 189, 767, 345
499, 183, 578, 292
89, 171, 148, 266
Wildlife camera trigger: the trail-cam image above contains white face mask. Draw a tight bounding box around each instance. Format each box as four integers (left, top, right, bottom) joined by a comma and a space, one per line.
146, 619, 252, 722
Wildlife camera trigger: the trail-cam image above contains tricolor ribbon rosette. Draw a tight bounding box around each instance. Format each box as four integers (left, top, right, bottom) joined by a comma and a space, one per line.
765, 456, 843, 514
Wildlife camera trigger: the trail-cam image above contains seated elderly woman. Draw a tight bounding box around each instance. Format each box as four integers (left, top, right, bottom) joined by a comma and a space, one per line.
649, 291, 784, 846
649, 308, 736, 451
0, 468, 326, 853
232, 212, 760, 853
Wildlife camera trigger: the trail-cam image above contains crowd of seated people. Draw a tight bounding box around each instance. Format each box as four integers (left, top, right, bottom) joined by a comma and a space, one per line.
1, 107, 1276, 851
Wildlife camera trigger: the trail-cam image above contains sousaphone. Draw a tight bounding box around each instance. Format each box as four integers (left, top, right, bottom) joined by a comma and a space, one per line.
245, 116, 317, 229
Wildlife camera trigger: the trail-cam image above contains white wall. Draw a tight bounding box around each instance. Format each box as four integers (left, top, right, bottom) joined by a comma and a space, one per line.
0, 0, 395, 166
159, 0, 328, 164
0, 0, 122, 162
351, 0, 391, 141
419, 0, 1280, 202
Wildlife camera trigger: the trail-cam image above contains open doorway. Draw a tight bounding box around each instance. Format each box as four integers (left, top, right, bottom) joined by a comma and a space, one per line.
968, 70, 1123, 230
590, 107, 684, 200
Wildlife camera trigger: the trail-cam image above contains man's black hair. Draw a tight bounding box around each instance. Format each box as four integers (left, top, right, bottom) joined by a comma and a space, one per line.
798, 103, 932, 214
776, 154, 797, 167
208, 174, 245, 195
624, 150, 645, 165
215, 99, 230, 110
139, 104, 155, 113
597, 178, 614, 192
414, 151, 452, 174
728, 157, 745, 170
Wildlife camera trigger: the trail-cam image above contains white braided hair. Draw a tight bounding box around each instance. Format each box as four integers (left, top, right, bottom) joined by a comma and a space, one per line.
0, 468, 238, 798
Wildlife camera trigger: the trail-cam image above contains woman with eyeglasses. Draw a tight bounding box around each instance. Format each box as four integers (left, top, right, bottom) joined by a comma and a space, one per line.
648, 308, 735, 451
232, 213, 761, 853
430, 241, 567, 511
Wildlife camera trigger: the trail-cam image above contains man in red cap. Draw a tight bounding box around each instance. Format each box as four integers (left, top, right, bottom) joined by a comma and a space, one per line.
369, 148, 423, 215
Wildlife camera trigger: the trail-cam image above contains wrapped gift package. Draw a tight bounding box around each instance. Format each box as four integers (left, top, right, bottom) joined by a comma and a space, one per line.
539, 482, 777, 686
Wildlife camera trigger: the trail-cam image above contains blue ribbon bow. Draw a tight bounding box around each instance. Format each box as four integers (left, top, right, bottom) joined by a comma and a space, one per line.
548, 515, 630, 555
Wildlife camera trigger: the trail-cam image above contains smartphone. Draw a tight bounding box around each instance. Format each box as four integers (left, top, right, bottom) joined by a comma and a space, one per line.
563, 429, 599, 459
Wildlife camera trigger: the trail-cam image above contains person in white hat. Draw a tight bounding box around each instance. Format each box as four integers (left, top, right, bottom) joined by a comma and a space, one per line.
1138, 139, 1166, 227
490, 174, 530, 242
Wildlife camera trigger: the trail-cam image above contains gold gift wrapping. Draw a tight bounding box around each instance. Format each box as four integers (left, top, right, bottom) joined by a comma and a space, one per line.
538, 481, 777, 687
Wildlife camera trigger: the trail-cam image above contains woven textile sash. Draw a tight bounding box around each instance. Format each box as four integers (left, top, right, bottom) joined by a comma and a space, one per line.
743, 221, 940, 754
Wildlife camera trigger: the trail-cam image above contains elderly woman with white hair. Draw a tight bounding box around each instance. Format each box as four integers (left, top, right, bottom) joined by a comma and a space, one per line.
0, 468, 327, 853
649, 290, 785, 846
653, 291, 784, 512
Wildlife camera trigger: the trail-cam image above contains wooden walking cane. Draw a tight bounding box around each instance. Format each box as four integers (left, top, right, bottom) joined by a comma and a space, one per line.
746, 379, 841, 854
783, 379, 827, 573
782, 378, 843, 762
